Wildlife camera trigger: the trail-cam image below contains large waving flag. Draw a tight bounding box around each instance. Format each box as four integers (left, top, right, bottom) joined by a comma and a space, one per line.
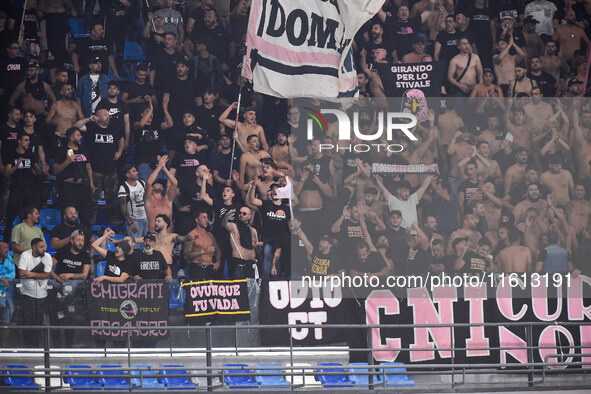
244, 0, 385, 98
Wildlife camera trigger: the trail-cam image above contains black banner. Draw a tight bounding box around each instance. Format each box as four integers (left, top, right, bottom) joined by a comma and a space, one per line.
183, 279, 251, 324
86, 281, 169, 340
371, 162, 439, 176
259, 281, 363, 346
374, 62, 444, 98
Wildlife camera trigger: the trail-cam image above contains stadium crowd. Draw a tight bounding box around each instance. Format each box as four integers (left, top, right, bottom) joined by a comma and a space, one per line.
0, 0, 590, 342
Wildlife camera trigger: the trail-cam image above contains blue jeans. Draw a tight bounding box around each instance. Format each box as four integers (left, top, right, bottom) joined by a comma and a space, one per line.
0, 293, 13, 323
126, 217, 149, 239
262, 243, 279, 280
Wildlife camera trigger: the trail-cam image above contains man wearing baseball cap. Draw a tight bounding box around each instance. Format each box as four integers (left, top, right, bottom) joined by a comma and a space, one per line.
8, 60, 56, 118
76, 56, 110, 117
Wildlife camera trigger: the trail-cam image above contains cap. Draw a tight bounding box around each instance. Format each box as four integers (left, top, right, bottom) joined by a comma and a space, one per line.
144, 233, 156, 242
90, 56, 101, 64
504, 132, 514, 143
260, 157, 278, 169
218, 132, 230, 140
568, 77, 583, 88
390, 209, 403, 218
452, 237, 469, 250
412, 35, 426, 44
117, 240, 132, 254
27, 60, 39, 69
524, 16, 539, 24
501, 12, 516, 20
71, 229, 85, 238
483, 68, 494, 74
320, 235, 334, 245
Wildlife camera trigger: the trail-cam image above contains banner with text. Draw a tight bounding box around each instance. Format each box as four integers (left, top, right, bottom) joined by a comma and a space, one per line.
183, 279, 250, 324
87, 281, 169, 340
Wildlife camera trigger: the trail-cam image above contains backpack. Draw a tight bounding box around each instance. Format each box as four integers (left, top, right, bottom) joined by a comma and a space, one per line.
119, 180, 146, 216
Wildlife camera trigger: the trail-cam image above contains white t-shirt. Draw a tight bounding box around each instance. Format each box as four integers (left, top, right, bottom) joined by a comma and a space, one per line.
18, 249, 52, 299
117, 181, 147, 220
524, 1, 557, 36
387, 193, 419, 229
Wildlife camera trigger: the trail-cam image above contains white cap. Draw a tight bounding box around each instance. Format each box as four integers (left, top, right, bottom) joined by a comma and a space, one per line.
505, 132, 514, 143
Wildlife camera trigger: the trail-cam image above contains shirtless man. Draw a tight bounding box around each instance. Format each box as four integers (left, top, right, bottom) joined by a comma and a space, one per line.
504, 147, 529, 198
145, 155, 179, 232
539, 155, 574, 206
46, 83, 84, 135
505, 108, 532, 151
219, 103, 269, 152
447, 130, 474, 184
479, 115, 503, 156
470, 69, 504, 98
447, 37, 483, 96
553, 10, 591, 64
493, 36, 526, 86
513, 183, 549, 224
496, 228, 533, 272
182, 210, 221, 281
140, 214, 192, 267
481, 181, 503, 233
402, 36, 432, 63
9, 61, 55, 117
565, 184, 590, 236
268, 131, 291, 173
447, 213, 482, 254
506, 63, 538, 97
522, 87, 554, 137
256, 159, 282, 200
573, 109, 591, 180
238, 134, 271, 189
541, 40, 570, 83
222, 207, 260, 279
438, 101, 464, 146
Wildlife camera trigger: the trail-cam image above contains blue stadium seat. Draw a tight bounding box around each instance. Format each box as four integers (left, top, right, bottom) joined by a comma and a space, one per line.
39, 208, 60, 230
169, 283, 184, 309
3, 365, 40, 389
68, 18, 89, 38
253, 363, 290, 388
65, 365, 101, 389
44, 234, 56, 255
377, 362, 415, 386
130, 365, 165, 389
96, 365, 128, 389
158, 365, 196, 389
347, 362, 373, 387
124, 41, 146, 61
222, 364, 258, 389
96, 261, 106, 277
315, 363, 353, 388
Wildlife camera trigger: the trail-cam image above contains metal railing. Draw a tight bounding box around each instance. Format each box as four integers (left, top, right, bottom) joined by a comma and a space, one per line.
0, 321, 590, 391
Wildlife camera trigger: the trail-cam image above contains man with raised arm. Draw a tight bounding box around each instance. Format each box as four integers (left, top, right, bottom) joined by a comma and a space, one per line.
222, 207, 260, 279
182, 209, 221, 281
374, 174, 433, 228
144, 155, 178, 232
219, 103, 268, 152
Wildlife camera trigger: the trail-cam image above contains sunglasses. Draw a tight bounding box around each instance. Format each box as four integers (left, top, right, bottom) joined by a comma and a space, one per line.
239, 211, 249, 216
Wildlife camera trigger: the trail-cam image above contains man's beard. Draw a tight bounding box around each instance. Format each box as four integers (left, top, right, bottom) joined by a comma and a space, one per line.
277, 140, 287, 146
144, 246, 153, 253
66, 217, 77, 226
72, 244, 83, 252
73, 140, 81, 147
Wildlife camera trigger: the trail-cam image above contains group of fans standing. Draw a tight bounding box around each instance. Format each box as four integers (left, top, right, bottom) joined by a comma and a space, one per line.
0, 0, 589, 345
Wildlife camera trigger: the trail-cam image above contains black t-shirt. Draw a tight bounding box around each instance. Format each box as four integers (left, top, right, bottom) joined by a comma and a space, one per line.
194, 104, 224, 141
96, 99, 129, 131
131, 250, 168, 279
50, 223, 93, 253
20, 129, 42, 161
74, 37, 112, 75
458, 251, 488, 274
171, 150, 202, 192
53, 248, 91, 275
0, 123, 19, 159
384, 15, 423, 57
104, 251, 132, 278
163, 77, 199, 119
3, 148, 35, 185
362, 39, 396, 65
181, 180, 215, 211
310, 249, 342, 276
436, 31, 462, 62
492, 150, 516, 175
381, 227, 408, 268
259, 200, 290, 245
54, 145, 90, 182
191, 25, 230, 62
123, 81, 156, 119
458, 179, 482, 211
406, 246, 432, 276
0, 55, 27, 93
151, 48, 185, 92
490, 0, 523, 21
212, 150, 240, 183
85, 122, 122, 173
134, 124, 162, 165
348, 251, 387, 274
527, 72, 557, 98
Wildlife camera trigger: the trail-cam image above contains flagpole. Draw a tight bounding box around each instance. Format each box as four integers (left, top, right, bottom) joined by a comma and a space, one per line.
18, 0, 28, 44
229, 56, 246, 178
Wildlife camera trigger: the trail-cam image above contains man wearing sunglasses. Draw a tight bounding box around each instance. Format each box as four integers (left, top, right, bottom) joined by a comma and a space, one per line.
222, 207, 261, 279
